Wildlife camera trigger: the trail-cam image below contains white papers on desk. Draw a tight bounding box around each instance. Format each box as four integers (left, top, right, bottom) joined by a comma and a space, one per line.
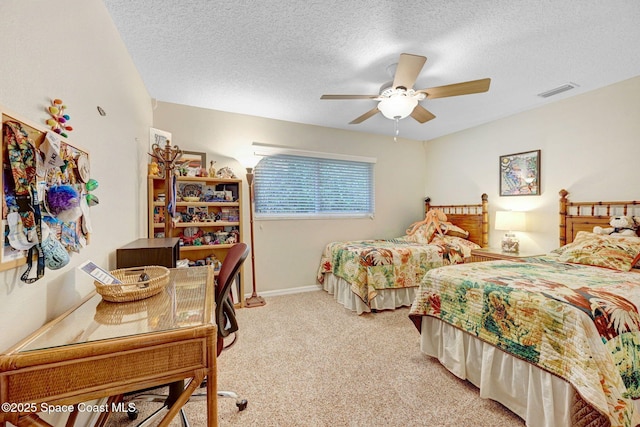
78, 260, 122, 285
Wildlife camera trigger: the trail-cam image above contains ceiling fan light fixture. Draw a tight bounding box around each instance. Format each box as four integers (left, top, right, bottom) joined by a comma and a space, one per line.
378, 94, 418, 120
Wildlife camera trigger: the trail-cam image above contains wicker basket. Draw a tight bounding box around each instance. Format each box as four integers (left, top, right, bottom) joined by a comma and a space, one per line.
94, 266, 170, 303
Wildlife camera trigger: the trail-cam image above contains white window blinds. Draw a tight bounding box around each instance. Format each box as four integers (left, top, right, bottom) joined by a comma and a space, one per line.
254, 153, 375, 219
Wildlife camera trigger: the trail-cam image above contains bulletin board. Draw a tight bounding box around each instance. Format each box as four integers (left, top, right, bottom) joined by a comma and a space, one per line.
1, 105, 91, 272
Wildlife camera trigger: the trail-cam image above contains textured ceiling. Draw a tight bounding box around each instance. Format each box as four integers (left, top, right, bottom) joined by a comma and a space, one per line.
102, 0, 640, 141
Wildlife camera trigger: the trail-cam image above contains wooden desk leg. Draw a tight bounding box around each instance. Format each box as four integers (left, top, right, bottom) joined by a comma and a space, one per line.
64, 406, 79, 427
94, 395, 122, 427
207, 332, 218, 426
16, 414, 54, 427
157, 370, 206, 427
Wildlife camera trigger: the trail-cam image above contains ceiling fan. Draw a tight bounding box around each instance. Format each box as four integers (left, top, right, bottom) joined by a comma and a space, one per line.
321, 53, 491, 128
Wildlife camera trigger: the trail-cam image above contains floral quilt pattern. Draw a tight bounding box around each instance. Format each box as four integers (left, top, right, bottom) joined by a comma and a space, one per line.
408, 256, 640, 427
317, 236, 473, 305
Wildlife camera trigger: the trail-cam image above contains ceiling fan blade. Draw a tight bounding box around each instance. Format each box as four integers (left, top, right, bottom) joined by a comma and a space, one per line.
321, 94, 379, 100
410, 105, 436, 123
418, 78, 491, 99
349, 107, 379, 124
392, 53, 427, 90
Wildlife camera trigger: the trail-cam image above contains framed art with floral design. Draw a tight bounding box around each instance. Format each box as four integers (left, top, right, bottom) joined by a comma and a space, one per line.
499, 149, 540, 196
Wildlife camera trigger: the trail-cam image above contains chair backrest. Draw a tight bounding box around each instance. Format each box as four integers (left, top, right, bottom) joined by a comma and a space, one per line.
215, 243, 249, 353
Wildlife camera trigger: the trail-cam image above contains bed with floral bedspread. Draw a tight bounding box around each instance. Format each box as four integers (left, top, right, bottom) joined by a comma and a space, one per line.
317, 234, 479, 309
409, 254, 640, 427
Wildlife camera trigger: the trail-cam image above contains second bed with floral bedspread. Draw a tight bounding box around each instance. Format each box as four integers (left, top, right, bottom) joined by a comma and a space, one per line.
409, 255, 640, 426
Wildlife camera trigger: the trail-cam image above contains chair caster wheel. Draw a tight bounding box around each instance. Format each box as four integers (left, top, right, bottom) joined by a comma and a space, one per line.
236, 399, 248, 411
127, 408, 139, 420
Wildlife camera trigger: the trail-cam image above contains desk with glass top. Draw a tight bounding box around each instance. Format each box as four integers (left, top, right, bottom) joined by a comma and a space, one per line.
0, 266, 217, 427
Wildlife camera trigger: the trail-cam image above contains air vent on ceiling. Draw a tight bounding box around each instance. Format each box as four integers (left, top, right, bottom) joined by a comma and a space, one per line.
537, 82, 579, 98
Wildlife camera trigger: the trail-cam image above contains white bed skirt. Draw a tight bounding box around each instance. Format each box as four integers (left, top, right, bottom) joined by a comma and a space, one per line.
420, 316, 574, 427
419, 316, 640, 426
321, 273, 415, 314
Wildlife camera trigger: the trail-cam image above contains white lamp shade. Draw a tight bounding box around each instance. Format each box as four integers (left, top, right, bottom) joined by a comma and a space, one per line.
236, 155, 261, 169
378, 95, 418, 119
495, 211, 526, 232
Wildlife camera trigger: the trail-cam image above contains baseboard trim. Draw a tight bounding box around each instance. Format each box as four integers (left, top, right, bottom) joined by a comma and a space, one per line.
245, 285, 321, 299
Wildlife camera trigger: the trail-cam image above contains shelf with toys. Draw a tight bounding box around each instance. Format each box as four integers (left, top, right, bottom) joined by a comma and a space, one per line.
147, 173, 245, 306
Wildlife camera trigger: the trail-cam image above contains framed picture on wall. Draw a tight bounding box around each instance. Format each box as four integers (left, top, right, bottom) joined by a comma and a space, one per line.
499, 149, 540, 196
149, 127, 172, 156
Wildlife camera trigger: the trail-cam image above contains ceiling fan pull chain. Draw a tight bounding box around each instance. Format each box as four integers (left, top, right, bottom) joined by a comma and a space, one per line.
394, 117, 399, 142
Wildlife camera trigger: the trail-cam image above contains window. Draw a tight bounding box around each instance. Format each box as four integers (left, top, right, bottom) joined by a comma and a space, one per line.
254, 152, 375, 219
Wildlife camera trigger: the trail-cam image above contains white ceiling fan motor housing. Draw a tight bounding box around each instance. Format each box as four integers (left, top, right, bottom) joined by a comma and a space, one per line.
378, 88, 425, 119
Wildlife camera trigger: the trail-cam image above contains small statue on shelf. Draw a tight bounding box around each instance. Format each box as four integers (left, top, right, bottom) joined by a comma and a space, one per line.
208, 160, 217, 177
216, 166, 236, 179
148, 162, 160, 176
202, 188, 215, 202
229, 228, 240, 243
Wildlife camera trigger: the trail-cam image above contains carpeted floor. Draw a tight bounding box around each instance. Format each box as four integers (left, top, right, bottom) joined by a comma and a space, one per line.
107, 290, 524, 426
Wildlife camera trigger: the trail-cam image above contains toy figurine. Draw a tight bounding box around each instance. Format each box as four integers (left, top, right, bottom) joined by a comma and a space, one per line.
216, 166, 236, 179
148, 162, 160, 176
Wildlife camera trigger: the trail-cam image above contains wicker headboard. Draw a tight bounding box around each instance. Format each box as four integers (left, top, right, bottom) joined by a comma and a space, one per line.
425, 193, 489, 248
559, 189, 640, 246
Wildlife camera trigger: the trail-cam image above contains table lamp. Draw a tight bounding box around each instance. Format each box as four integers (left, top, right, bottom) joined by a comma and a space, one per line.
495, 210, 526, 253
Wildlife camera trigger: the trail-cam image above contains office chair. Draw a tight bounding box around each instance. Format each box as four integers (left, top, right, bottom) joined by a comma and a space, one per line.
129, 243, 250, 426
207, 242, 250, 410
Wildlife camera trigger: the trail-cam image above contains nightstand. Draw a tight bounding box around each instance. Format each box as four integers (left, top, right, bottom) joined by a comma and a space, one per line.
469, 248, 544, 263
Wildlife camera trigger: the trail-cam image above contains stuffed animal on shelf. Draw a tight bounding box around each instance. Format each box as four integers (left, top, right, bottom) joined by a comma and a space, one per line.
593, 215, 640, 237
148, 162, 160, 176
215, 166, 236, 179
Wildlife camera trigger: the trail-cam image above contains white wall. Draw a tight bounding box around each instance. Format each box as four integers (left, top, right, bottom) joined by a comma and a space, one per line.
152, 102, 429, 294
424, 75, 640, 254
0, 0, 152, 350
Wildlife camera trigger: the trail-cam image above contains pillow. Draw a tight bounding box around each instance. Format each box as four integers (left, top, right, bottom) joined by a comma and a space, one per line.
440, 222, 470, 239
556, 232, 640, 271
550, 230, 592, 256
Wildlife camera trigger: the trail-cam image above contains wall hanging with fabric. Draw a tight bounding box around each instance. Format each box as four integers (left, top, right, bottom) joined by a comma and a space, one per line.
1, 104, 96, 282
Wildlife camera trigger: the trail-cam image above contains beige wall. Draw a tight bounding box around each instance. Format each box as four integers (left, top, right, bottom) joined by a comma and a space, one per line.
152, 102, 429, 294
153, 75, 640, 296
424, 75, 640, 254
0, 0, 152, 350
2, 0, 639, 351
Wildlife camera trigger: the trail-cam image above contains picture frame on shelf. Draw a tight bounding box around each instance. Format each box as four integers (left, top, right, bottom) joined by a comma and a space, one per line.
499, 149, 540, 196
180, 151, 206, 176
